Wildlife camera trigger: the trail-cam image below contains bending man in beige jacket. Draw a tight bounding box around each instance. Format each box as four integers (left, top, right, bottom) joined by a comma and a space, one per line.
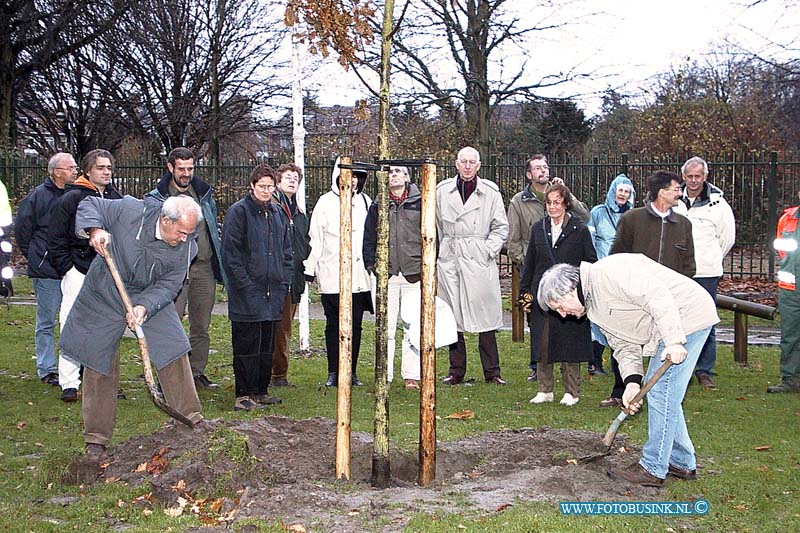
537, 254, 718, 488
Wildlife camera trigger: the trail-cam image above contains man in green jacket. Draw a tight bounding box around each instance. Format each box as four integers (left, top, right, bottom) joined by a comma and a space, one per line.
146, 148, 227, 389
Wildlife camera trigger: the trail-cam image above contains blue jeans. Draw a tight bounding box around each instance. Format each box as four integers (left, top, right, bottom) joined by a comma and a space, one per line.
694, 277, 718, 376
32, 278, 62, 378
639, 328, 711, 479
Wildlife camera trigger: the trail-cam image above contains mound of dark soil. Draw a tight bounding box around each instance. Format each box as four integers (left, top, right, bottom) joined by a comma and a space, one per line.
85, 416, 663, 531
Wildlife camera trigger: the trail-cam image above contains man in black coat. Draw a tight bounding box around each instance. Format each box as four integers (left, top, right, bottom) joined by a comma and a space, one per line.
15, 152, 78, 386
47, 149, 122, 402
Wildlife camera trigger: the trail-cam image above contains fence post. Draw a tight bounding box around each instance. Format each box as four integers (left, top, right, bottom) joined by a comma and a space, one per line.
621, 153, 629, 177
768, 151, 778, 280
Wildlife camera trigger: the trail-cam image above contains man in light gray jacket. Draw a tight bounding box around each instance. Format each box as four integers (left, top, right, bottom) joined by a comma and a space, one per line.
537, 254, 718, 487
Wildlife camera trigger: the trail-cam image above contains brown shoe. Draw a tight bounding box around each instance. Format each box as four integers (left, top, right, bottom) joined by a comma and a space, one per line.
667, 464, 697, 481
696, 373, 717, 390
194, 374, 220, 389
599, 396, 623, 408
442, 374, 463, 385
607, 463, 664, 487
404, 379, 420, 390
485, 376, 507, 385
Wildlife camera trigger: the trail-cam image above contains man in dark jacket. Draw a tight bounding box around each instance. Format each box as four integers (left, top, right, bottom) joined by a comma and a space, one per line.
146, 147, 226, 389
363, 165, 424, 389
59, 195, 206, 460
15, 152, 78, 386
47, 149, 122, 402
599, 170, 696, 408
270, 163, 311, 387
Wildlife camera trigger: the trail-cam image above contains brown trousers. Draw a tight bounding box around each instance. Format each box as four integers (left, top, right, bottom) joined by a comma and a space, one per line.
448, 331, 501, 380
272, 293, 297, 380
536, 319, 581, 396
83, 352, 202, 446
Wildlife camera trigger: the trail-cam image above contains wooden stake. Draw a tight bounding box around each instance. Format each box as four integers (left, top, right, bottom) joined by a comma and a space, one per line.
418, 161, 438, 486
335, 156, 353, 480
511, 264, 524, 342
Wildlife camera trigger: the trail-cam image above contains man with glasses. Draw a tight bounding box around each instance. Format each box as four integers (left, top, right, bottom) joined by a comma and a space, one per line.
438, 146, 509, 386
147, 147, 227, 390
598, 171, 695, 409
16, 153, 78, 386
506, 154, 589, 382
47, 149, 123, 402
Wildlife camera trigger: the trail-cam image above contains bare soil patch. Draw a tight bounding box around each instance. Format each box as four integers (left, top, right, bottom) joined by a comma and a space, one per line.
70, 416, 667, 531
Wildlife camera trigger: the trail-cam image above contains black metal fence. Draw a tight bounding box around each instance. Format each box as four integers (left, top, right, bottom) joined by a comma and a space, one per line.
3, 152, 798, 277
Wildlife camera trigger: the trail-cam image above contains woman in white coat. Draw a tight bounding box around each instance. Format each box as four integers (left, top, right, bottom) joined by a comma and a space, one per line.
304, 160, 372, 387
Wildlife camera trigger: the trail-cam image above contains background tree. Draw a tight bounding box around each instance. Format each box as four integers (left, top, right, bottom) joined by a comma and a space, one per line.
83, 0, 285, 158
377, 0, 589, 160
0, 0, 131, 148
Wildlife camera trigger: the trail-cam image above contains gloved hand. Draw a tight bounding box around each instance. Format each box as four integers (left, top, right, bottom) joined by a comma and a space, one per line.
517, 291, 533, 313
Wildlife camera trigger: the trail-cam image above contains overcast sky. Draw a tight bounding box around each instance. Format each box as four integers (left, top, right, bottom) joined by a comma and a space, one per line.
294, 0, 798, 118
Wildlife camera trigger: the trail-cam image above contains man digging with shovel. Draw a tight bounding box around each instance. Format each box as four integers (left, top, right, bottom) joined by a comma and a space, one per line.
59, 195, 207, 480
537, 254, 718, 487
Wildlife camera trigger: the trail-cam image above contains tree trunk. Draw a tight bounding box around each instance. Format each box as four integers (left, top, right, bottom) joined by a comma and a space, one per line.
0, 44, 17, 148
370, 0, 395, 489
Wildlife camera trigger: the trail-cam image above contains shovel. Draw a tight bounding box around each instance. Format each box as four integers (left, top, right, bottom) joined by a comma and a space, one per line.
577, 360, 674, 463
104, 244, 195, 428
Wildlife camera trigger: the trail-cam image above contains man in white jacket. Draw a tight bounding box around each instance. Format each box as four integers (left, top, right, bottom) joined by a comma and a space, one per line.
304, 161, 372, 387
674, 157, 736, 390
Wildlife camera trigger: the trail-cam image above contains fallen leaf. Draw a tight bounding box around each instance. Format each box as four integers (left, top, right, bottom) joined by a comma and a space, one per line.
164, 506, 183, 517
105, 476, 121, 484
496, 503, 512, 512
733, 504, 748, 511
35, 442, 44, 447
26, 402, 33, 406
467, 471, 485, 479
209, 498, 224, 513
735, 396, 746, 401
755, 445, 771, 451
445, 409, 475, 420
142, 508, 153, 517
457, 525, 467, 530
16, 421, 25, 430
134, 462, 148, 473
566, 459, 578, 465
347, 510, 360, 516
172, 479, 186, 491
757, 465, 769, 472
117, 499, 126, 508
288, 525, 307, 533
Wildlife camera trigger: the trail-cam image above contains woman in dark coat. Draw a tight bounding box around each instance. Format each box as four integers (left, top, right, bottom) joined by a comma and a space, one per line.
222, 164, 292, 411
521, 183, 596, 406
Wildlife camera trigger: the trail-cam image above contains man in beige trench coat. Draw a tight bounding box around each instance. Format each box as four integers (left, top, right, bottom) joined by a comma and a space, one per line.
437, 146, 509, 385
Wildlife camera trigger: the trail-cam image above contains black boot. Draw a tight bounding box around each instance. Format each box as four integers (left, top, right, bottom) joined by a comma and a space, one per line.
325, 372, 338, 387
352, 373, 363, 386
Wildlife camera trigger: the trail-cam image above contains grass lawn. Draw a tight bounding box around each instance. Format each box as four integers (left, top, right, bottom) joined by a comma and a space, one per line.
0, 279, 797, 532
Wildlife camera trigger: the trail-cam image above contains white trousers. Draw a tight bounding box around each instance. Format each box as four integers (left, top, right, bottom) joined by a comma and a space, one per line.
58, 267, 85, 390
372, 274, 421, 381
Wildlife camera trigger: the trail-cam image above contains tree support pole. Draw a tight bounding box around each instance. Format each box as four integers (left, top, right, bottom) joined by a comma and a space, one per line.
418, 161, 438, 486
335, 157, 353, 480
